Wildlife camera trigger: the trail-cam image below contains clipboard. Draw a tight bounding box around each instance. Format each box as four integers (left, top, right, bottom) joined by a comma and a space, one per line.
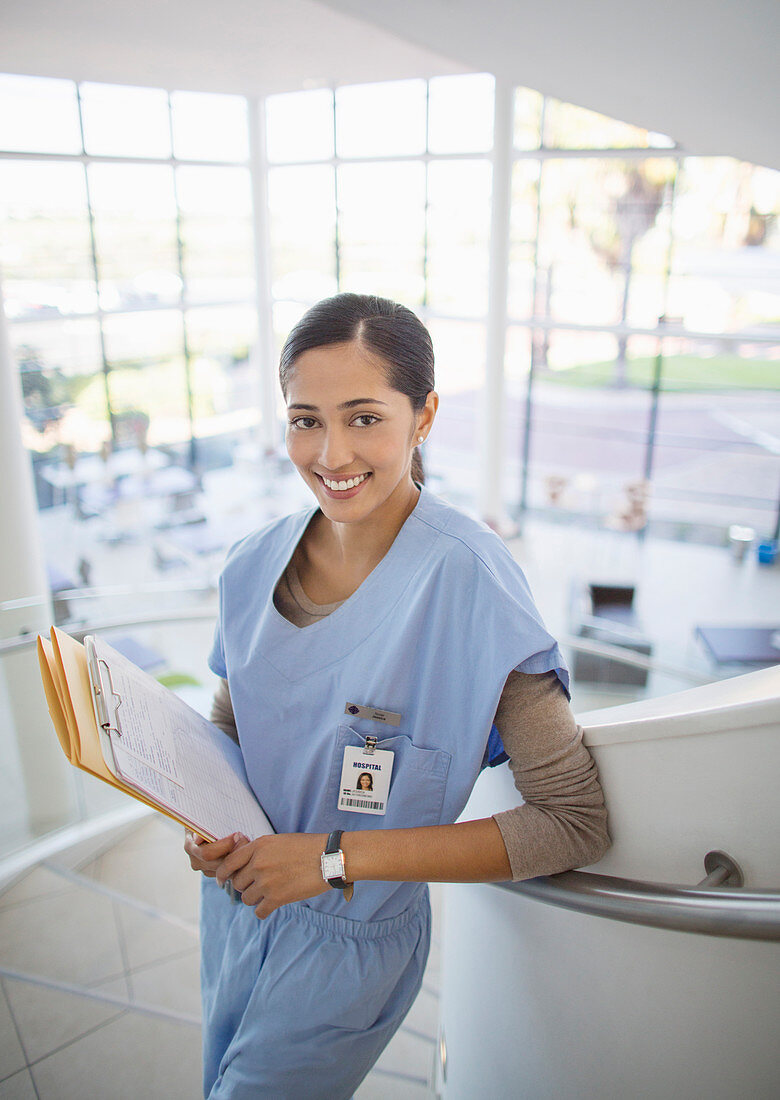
38, 627, 273, 843
85, 636, 122, 778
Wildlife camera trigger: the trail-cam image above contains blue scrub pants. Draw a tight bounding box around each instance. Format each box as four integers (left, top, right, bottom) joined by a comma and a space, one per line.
200, 878, 432, 1099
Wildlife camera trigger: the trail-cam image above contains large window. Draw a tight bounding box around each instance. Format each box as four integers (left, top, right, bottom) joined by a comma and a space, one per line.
265, 73, 496, 499
2, 71, 779, 542
504, 91, 779, 539
0, 74, 256, 475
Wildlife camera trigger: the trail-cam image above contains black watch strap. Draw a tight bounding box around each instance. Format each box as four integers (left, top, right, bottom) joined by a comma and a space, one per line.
326, 829, 344, 855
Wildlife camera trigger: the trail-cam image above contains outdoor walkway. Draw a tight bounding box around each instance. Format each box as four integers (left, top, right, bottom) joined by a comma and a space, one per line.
0, 817, 439, 1099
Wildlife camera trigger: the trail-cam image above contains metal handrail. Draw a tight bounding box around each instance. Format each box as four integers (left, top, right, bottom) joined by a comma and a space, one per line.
0, 579, 214, 612
496, 854, 780, 941
557, 632, 713, 683
0, 609, 219, 655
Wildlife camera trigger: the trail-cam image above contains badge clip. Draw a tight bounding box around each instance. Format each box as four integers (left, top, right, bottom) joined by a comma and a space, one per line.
363, 736, 378, 755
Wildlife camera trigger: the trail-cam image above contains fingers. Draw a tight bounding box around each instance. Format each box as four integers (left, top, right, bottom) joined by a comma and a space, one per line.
254, 898, 277, 920
203, 832, 325, 919
187, 833, 241, 860
184, 831, 246, 876
214, 835, 252, 886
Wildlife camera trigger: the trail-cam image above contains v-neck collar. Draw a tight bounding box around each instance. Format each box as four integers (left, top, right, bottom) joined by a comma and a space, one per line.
257, 485, 444, 681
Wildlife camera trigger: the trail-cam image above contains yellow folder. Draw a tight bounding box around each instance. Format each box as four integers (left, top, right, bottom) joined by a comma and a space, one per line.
37, 627, 272, 842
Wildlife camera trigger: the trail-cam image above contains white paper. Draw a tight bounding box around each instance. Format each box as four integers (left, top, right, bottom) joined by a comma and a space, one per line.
89, 635, 273, 840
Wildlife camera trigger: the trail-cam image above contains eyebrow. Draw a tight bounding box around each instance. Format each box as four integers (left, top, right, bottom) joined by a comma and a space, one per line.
287, 398, 389, 411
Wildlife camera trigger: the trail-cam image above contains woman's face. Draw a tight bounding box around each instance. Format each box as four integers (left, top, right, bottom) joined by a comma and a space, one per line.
358, 774, 371, 790
284, 340, 437, 528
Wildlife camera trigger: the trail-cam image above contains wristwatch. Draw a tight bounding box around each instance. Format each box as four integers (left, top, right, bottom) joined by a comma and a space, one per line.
321, 830, 354, 901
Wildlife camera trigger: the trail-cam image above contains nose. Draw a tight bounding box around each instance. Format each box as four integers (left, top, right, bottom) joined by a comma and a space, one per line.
319, 425, 353, 472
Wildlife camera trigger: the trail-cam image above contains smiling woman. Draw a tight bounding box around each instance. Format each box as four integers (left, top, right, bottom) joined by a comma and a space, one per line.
277, 296, 438, 602
184, 292, 609, 1099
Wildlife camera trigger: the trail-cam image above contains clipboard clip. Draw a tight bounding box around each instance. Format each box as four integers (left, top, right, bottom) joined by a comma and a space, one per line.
85, 636, 123, 738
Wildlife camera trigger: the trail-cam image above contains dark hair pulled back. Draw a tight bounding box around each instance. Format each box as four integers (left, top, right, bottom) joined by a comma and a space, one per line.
279, 293, 434, 484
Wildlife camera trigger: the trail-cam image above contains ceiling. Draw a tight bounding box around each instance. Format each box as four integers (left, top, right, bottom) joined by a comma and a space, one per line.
322, 0, 780, 170
1, 0, 778, 169
0, 0, 465, 96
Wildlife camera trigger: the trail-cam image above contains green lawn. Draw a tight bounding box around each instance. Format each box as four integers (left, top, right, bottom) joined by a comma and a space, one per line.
541, 354, 778, 391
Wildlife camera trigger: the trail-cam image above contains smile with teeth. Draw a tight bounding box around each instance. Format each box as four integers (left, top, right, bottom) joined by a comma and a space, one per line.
320, 472, 371, 492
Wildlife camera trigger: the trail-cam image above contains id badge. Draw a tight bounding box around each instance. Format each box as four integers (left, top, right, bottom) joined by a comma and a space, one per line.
337, 744, 394, 815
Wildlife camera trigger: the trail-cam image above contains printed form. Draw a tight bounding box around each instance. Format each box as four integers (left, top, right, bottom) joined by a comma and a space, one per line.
90, 635, 273, 840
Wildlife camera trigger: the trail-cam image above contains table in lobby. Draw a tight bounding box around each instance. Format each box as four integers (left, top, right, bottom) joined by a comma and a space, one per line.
39, 448, 168, 508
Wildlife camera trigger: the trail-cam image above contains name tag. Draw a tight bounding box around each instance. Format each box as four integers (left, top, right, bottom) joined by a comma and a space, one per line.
344, 702, 402, 727
337, 744, 394, 816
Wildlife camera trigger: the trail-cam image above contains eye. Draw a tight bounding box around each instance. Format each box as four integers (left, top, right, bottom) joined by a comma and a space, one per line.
289, 416, 319, 430
352, 414, 380, 427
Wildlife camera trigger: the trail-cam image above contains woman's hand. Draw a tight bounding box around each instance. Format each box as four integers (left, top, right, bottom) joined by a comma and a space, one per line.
215, 833, 330, 919
184, 831, 247, 878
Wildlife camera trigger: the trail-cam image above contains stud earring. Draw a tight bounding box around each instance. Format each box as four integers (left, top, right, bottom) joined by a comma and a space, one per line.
417, 435, 424, 443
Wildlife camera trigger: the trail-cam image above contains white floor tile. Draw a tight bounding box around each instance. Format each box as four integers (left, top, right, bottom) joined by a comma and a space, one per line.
0, 983, 26, 1082
89, 974, 133, 1002
86, 836, 200, 923
374, 1023, 433, 1086
401, 988, 439, 1042
420, 963, 437, 998
0, 867, 71, 912
356, 1067, 434, 1099
116, 902, 198, 974
2, 977, 124, 1065
29, 1011, 202, 1100
0, 1069, 37, 1100
127, 949, 201, 1018
72, 853, 103, 882
0, 885, 124, 988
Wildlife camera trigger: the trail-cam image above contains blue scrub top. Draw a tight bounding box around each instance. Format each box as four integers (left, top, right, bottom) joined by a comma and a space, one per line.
209, 485, 567, 922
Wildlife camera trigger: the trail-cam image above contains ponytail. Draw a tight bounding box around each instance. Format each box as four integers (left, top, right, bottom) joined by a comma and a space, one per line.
411, 445, 425, 485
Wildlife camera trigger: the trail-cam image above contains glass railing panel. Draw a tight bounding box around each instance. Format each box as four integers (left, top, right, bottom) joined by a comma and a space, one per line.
0, 628, 85, 853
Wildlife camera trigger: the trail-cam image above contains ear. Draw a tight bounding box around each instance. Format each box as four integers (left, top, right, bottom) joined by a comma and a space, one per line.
414, 391, 439, 443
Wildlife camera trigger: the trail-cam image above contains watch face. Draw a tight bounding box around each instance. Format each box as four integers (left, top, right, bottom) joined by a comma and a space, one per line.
321, 852, 344, 880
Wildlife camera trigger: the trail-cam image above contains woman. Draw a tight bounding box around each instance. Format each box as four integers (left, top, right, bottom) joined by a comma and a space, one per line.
185, 293, 609, 1099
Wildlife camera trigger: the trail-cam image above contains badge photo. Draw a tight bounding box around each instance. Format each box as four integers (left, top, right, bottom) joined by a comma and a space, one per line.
337, 744, 394, 816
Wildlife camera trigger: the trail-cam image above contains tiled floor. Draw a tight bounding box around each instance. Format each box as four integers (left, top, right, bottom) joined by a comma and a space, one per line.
0, 817, 440, 1098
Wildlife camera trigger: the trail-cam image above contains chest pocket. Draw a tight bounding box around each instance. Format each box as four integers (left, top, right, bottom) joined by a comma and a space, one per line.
324, 724, 452, 831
